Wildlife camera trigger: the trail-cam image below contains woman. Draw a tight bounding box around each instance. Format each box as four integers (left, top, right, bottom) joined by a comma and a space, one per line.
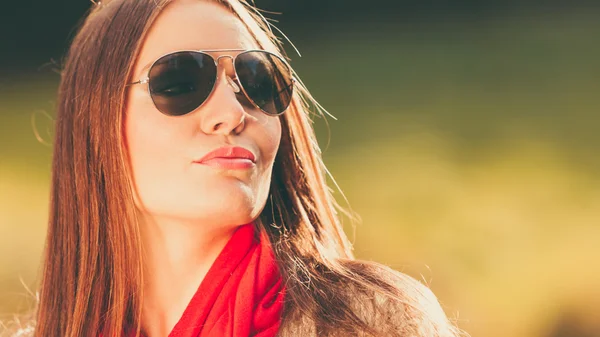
19, 0, 463, 336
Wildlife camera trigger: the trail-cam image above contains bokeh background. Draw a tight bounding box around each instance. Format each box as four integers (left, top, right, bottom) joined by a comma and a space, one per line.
2, 1, 600, 336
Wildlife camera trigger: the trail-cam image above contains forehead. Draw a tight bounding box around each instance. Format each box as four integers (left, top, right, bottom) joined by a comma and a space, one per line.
133, 0, 257, 77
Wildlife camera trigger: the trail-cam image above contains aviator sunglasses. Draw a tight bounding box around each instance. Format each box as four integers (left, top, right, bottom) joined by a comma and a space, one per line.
128, 49, 295, 116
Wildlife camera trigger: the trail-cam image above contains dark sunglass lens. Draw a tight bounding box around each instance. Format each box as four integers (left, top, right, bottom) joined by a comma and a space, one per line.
235, 51, 293, 115
148, 52, 216, 116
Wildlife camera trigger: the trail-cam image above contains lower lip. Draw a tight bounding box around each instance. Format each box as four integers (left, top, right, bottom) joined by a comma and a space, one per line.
197, 158, 255, 170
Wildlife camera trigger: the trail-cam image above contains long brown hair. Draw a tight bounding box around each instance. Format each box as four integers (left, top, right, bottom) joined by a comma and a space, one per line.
30, 1, 463, 336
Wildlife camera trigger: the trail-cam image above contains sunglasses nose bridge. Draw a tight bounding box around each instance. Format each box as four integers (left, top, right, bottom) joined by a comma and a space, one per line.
214, 54, 239, 82
214, 54, 235, 72
215, 54, 234, 63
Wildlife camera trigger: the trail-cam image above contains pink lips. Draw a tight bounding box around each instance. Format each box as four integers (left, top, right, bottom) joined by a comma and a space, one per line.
196, 146, 256, 170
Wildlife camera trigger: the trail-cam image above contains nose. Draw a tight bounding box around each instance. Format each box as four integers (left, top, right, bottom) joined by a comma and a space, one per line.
199, 58, 247, 136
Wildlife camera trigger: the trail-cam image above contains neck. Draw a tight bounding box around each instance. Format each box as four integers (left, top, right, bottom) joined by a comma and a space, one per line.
138, 212, 240, 337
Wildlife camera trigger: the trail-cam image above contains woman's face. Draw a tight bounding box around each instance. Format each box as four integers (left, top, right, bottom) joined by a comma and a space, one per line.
124, 0, 281, 227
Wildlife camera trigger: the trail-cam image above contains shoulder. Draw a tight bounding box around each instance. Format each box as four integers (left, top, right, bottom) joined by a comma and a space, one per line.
340, 259, 462, 337
276, 259, 465, 337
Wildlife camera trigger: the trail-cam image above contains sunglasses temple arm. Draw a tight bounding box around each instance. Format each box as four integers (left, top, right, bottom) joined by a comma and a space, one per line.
126, 78, 149, 86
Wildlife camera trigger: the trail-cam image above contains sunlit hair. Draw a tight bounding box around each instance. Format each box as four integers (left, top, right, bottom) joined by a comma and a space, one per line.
3, 1, 465, 336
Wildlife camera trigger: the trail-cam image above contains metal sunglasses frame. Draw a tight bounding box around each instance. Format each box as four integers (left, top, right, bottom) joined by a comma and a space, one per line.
127, 48, 295, 116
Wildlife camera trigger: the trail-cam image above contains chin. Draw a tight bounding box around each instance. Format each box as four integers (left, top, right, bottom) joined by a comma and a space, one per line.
171, 191, 262, 224
137, 182, 269, 225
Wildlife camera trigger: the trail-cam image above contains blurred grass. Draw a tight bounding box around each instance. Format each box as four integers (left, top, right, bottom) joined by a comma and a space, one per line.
2, 10, 600, 337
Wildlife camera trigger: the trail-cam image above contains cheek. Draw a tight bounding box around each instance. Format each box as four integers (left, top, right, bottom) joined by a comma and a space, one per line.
258, 116, 282, 177
246, 115, 282, 219
125, 111, 177, 170
123, 98, 189, 207
261, 117, 282, 165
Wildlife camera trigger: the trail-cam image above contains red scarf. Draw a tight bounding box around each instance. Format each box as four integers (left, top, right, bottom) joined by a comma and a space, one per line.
127, 223, 286, 337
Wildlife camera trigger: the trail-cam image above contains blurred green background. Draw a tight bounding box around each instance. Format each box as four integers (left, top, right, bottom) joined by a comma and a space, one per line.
2, 1, 600, 336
